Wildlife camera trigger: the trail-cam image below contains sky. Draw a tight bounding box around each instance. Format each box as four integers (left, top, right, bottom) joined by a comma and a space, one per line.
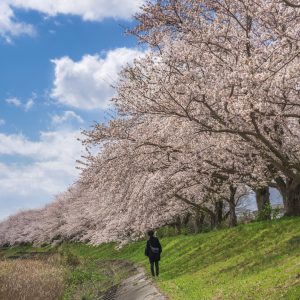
0, 0, 146, 220
0, 0, 283, 221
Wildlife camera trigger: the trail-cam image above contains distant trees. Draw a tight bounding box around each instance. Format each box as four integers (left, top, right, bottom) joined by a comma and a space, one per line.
1, 0, 300, 246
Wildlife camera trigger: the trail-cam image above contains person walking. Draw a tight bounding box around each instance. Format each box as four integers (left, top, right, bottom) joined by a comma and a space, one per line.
145, 230, 162, 277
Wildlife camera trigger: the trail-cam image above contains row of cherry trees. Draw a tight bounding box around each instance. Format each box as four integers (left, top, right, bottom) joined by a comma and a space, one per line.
118, 0, 300, 216
84, 0, 300, 226
1, 0, 300, 246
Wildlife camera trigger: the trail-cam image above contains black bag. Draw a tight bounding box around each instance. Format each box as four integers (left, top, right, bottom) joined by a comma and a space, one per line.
149, 242, 160, 254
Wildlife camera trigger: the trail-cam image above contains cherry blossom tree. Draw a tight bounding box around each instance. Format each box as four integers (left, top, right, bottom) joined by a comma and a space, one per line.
117, 0, 300, 215
1, 0, 300, 247
81, 111, 271, 230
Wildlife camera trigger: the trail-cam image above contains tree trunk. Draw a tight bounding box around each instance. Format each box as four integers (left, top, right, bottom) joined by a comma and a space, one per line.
182, 213, 191, 226
274, 176, 287, 209
172, 216, 182, 234
275, 177, 300, 216
194, 212, 205, 233
210, 214, 216, 229
285, 181, 300, 216
229, 201, 237, 227
214, 200, 223, 228
229, 186, 237, 227
255, 187, 271, 219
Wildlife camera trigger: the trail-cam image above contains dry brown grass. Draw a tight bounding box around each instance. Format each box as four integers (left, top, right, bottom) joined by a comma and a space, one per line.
0, 259, 65, 300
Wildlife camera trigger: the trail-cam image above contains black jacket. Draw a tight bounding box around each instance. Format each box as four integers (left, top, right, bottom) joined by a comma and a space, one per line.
145, 236, 162, 262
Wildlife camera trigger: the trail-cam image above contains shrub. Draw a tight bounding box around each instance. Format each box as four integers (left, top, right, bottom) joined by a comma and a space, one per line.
256, 203, 272, 221
59, 247, 81, 267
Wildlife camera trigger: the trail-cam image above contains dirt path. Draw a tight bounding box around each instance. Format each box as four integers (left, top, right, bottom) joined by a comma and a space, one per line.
102, 265, 166, 300
114, 266, 166, 300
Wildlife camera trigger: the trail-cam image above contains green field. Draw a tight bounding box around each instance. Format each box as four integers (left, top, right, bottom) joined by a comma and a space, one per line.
1, 218, 300, 299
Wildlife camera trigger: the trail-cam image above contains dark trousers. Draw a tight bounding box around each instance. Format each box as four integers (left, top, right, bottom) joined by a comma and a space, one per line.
150, 260, 159, 276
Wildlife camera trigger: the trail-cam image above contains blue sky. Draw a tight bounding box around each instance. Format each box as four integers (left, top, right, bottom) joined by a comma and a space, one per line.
0, 0, 145, 219
0, 0, 282, 220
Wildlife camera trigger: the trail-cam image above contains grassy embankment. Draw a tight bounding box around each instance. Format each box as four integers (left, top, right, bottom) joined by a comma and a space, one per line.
1, 217, 300, 299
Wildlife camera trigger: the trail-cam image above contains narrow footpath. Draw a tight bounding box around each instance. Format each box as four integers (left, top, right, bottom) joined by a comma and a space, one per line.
115, 266, 166, 300
103, 266, 167, 300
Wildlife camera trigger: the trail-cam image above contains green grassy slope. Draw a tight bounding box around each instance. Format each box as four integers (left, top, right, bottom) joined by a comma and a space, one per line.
2, 218, 300, 299
70, 218, 300, 299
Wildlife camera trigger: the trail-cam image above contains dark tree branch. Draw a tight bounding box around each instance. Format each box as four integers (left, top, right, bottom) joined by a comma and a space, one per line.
281, 0, 300, 8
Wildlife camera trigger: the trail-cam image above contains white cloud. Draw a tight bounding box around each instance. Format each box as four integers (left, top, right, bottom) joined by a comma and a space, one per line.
7, 0, 144, 21
5, 97, 35, 111
51, 47, 145, 110
6, 97, 21, 107
52, 111, 84, 125
0, 2, 35, 42
0, 129, 83, 219
0, 119, 5, 126
0, 0, 144, 41
24, 99, 34, 111
0, 130, 81, 160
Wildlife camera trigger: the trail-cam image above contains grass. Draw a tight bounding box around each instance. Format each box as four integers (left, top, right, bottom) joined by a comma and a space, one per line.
62, 257, 135, 299
0, 243, 136, 300
69, 217, 300, 299
2, 217, 300, 299
0, 259, 65, 300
